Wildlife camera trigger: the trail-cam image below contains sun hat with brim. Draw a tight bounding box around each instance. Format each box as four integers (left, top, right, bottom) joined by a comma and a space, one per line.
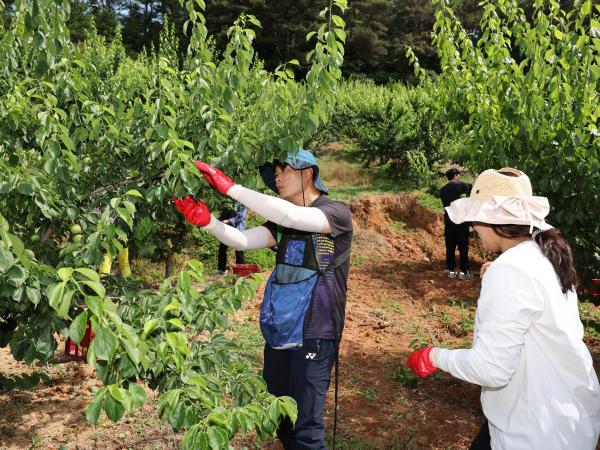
446, 167, 553, 232
259, 148, 329, 195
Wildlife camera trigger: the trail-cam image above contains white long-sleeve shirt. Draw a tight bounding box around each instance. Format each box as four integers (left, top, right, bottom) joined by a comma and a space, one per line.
433, 240, 600, 450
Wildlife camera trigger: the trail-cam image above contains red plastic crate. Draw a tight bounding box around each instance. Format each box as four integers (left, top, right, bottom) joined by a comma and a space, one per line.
577, 279, 600, 301
64, 322, 95, 360
232, 263, 262, 277
230, 264, 262, 284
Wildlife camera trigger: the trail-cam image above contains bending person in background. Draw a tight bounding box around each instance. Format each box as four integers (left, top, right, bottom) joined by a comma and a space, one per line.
215, 201, 247, 275
174, 149, 353, 450
407, 168, 600, 450
440, 168, 472, 279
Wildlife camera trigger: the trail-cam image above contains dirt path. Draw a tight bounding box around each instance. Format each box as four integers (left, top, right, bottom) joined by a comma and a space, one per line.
1, 194, 599, 449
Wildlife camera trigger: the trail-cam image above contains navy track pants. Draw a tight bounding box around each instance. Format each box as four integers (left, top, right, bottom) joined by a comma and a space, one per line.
263, 339, 336, 450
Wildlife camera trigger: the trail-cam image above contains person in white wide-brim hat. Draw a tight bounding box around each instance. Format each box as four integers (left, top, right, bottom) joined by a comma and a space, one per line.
406, 168, 600, 450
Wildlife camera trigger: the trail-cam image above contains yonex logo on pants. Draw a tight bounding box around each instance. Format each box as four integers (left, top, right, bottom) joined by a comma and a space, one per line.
306, 353, 316, 360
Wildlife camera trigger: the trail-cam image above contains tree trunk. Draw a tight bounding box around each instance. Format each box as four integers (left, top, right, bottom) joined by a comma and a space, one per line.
165, 239, 174, 277
41, 222, 57, 242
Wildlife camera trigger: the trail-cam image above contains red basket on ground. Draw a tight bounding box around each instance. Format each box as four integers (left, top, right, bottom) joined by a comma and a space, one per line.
64, 322, 95, 360
232, 263, 262, 278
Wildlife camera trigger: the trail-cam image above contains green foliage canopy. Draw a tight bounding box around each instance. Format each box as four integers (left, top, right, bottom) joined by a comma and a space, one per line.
0, 0, 347, 446
424, 0, 600, 275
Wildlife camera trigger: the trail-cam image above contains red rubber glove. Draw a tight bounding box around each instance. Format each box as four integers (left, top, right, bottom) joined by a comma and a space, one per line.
173, 196, 211, 227
195, 161, 235, 195
406, 347, 438, 378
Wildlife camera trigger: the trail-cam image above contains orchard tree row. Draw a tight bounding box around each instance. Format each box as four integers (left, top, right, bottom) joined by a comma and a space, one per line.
0, 0, 346, 446
414, 0, 600, 277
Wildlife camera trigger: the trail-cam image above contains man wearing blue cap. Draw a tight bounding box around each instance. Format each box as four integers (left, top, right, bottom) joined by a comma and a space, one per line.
173, 149, 353, 449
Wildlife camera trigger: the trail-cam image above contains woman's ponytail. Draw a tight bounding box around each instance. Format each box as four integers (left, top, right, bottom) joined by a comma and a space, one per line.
533, 228, 578, 294
491, 225, 578, 294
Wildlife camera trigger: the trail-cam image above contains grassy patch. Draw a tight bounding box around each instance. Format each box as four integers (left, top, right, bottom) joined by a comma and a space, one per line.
414, 191, 443, 212
230, 323, 264, 369
130, 253, 188, 285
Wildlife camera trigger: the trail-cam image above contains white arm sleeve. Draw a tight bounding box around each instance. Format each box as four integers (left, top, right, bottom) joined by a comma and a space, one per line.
204, 216, 275, 250
430, 264, 542, 388
227, 185, 331, 233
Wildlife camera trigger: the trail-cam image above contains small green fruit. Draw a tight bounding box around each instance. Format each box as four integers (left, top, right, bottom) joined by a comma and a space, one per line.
30, 234, 40, 243
72, 234, 83, 244
70, 224, 82, 234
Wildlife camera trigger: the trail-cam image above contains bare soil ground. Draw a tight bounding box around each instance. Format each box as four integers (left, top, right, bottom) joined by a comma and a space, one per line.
1, 194, 599, 449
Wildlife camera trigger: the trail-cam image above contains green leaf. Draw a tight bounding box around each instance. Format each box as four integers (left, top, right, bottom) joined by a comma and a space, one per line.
207, 412, 228, 427
0, 247, 15, 273
26, 287, 41, 306
206, 426, 228, 449
60, 133, 75, 152
92, 327, 117, 361
165, 332, 190, 356
183, 425, 202, 450
16, 182, 34, 196
85, 389, 105, 424
118, 355, 137, 379
47, 282, 74, 319
104, 391, 125, 422
9, 234, 24, 258
581, 0, 591, 16
74, 268, 100, 282
6, 265, 27, 287
57, 267, 73, 281
85, 296, 104, 317
142, 318, 159, 338
69, 310, 88, 344
553, 29, 563, 40
164, 301, 180, 313
278, 396, 298, 424
331, 15, 345, 28
128, 383, 147, 408
81, 280, 105, 299
116, 208, 133, 229
108, 384, 127, 403
125, 189, 143, 198
123, 339, 142, 366
167, 318, 185, 330
168, 401, 185, 431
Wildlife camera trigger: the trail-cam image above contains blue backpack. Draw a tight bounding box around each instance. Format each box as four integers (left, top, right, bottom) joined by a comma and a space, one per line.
259, 228, 350, 349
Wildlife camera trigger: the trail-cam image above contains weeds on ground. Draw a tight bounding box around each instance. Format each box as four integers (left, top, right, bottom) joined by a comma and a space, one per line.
384, 298, 405, 316
360, 387, 379, 400
458, 313, 475, 335
408, 337, 429, 350
386, 364, 418, 388
580, 302, 600, 341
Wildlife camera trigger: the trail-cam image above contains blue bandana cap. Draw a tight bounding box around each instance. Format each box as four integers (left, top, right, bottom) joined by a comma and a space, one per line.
259, 148, 329, 195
